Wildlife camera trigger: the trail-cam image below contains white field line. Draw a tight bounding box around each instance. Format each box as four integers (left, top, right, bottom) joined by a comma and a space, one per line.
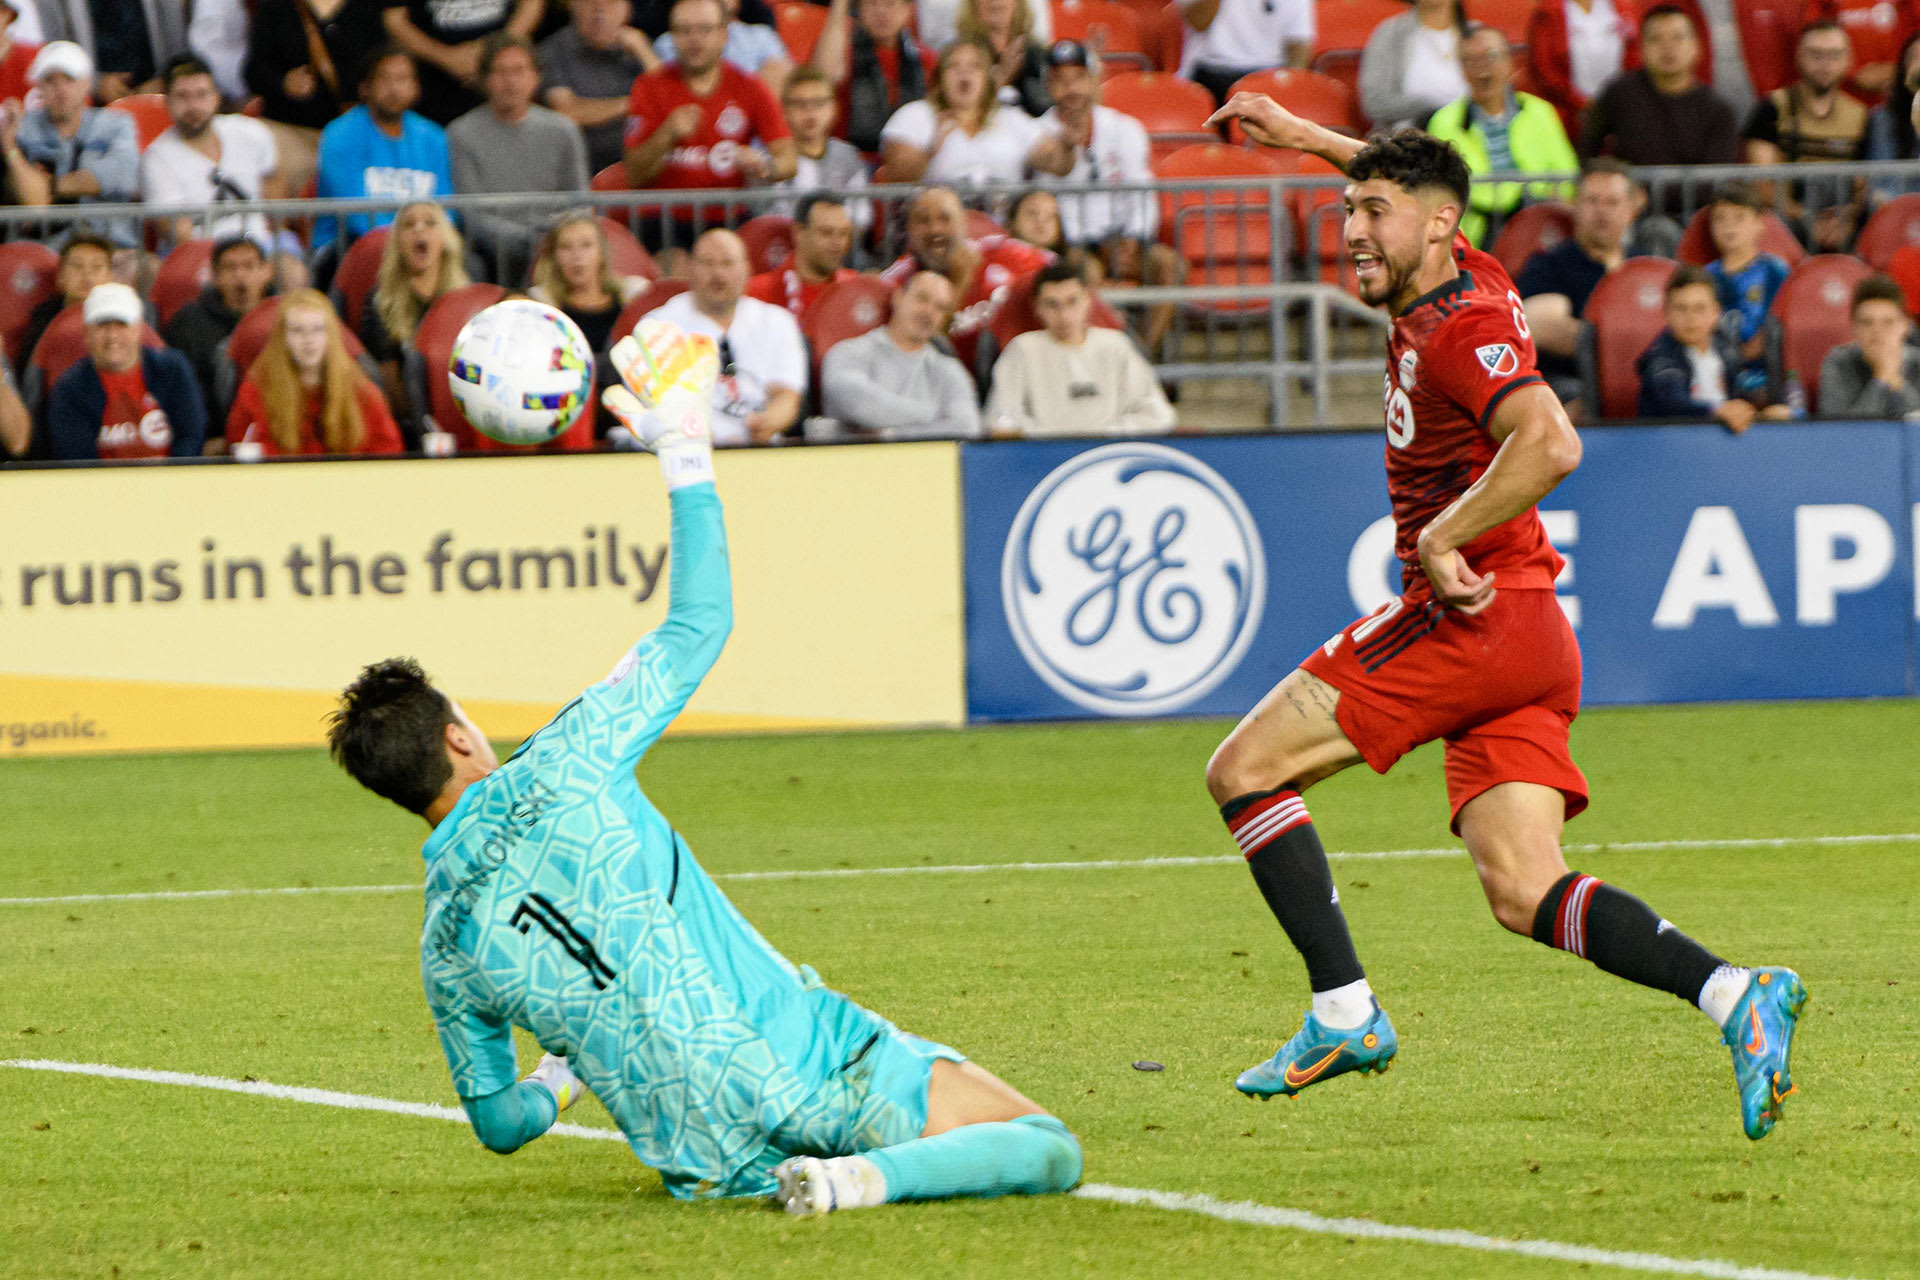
0, 1058, 1865, 1280
2, 833, 1917, 907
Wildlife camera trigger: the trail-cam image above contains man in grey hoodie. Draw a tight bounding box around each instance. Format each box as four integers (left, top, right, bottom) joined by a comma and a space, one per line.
820, 270, 980, 438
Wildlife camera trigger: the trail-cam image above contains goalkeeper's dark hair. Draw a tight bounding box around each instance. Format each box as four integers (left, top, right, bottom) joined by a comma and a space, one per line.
1346, 129, 1472, 213
327, 658, 456, 814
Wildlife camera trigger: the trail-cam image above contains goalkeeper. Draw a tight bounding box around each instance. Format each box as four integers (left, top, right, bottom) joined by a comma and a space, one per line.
326, 320, 1081, 1216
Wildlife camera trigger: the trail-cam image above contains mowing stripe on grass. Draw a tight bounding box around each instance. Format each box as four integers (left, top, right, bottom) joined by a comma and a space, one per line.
0, 1058, 1861, 1280
3, 832, 1916, 907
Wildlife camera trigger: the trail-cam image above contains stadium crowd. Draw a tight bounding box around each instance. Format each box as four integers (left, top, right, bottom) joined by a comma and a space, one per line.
0, 0, 1918, 461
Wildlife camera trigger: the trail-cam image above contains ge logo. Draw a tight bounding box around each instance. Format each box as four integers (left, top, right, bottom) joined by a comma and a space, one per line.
1385, 385, 1415, 448
1001, 443, 1265, 716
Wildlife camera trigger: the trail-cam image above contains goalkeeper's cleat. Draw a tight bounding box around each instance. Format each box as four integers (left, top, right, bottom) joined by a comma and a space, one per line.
1235, 999, 1397, 1099
1723, 966, 1807, 1140
772, 1155, 887, 1217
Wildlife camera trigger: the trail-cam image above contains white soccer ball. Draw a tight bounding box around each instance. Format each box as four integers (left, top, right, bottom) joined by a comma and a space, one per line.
447, 299, 595, 446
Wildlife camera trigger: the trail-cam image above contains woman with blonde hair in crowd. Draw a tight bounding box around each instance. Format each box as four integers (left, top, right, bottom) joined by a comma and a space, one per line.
359, 201, 471, 420
880, 37, 1072, 187
527, 213, 650, 359
229, 290, 403, 456
955, 0, 1049, 116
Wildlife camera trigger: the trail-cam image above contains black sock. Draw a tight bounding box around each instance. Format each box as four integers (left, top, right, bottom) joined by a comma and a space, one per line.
1222, 788, 1365, 991
1531, 872, 1724, 1005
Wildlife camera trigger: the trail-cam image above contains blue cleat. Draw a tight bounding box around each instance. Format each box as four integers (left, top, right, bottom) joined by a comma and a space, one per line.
1236, 1000, 1398, 1099
1724, 966, 1808, 1140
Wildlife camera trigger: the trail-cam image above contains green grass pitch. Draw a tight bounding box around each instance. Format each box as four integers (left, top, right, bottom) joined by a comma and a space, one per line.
4, 700, 1918, 1278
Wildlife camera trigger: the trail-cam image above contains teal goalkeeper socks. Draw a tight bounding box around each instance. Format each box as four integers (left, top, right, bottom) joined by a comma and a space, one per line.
863, 1114, 1083, 1203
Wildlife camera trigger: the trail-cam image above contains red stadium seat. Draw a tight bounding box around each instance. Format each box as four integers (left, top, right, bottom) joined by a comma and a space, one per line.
989, 270, 1127, 349
1223, 69, 1361, 140
1101, 71, 1217, 160
1854, 194, 1920, 268
1143, 1, 1186, 74
153, 239, 217, 327
775, 1, 832, 62
414, 285, 592, 451
1050, 0, 1150, 70
1582, 257, 1677, 419
1887, 244, 1920, 316
1287, 153, 1351, 283
1155, 143, 1292, 312
1490, 203, 1575, 280
598, 217, 660, 281
1767, 254, 1872, 403
591, 162, 645, 227
610, 280, 692, 343
799, 275, 896, 379
737, 213, 795, 274
107, 93, 171, 149
1311, 0, 1404, 110
1737, 0, 1806, 95
0, 240, 58, 366
1677, 207, 1806, 268
329, 228, 390, 334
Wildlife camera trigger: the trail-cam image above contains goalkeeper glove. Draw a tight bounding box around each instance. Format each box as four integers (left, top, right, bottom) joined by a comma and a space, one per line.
604, 317, 719, 491
528, 1053, 584, 1114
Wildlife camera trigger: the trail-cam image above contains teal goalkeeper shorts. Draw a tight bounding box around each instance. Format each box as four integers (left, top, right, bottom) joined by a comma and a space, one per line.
705, 986, 965, 1198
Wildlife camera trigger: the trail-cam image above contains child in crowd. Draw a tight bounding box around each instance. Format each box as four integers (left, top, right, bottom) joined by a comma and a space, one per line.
1638, 264, 1792, 433
1703, 181, 1790, 391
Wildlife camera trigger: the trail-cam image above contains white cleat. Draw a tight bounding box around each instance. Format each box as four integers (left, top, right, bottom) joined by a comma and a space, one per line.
772, 1155, 886, 1217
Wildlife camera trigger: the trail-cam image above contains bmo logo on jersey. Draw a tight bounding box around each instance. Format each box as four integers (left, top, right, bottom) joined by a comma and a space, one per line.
1001, 443, 1266, 715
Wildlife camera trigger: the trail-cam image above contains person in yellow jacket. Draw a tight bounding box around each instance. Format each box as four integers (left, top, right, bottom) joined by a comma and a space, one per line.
1425, 25, 1580, 245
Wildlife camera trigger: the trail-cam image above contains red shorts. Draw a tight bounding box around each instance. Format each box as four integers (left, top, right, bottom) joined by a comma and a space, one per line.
1299, 587, 1588, 832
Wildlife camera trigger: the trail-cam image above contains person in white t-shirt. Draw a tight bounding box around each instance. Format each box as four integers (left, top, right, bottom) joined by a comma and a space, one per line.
1177, 0, 1313, 106
140, 56, 287, 255
987, 260, 1173, 437
1359, 0, 1469, 129
654, 229, 808, 446
880, 36, 1072, 189
1031, 41, 1183, 351
915, 0, 1049, 56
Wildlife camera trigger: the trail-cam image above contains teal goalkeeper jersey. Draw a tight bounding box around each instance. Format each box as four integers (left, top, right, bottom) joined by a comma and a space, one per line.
418, 483, 835, 1196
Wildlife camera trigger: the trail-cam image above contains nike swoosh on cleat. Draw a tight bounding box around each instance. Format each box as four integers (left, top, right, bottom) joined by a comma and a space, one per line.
1282, 1046, 1345, 1088
1744, 1006, 1766, 1056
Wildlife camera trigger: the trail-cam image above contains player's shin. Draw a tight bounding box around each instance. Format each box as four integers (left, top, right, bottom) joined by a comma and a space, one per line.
1222, 787, 1373, 1028
859, 1114, 1083, 1204
1531, 872, 1742, 1024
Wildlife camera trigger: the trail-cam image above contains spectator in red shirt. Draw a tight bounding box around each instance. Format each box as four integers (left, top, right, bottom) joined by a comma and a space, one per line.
47, 283, 206, 461
1526, 0, 1640, 142
881, 182, 1050, 373
812, 0, 937, 153
746, 193, 858, 317
1809, 0, 1920, 98
228, 289, 403, 456
622, 0, 795, 265
0, 1, 41, 106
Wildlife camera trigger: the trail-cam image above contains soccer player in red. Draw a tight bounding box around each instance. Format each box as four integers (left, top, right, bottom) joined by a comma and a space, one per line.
1202, 94, 1806, 1140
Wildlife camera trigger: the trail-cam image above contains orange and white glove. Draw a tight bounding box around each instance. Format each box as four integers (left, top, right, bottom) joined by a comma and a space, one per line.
604, 317, 719, 491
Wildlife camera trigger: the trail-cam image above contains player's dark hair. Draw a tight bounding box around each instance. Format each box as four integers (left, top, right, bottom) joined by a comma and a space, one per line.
1346, 129, 1472, 211
1665, 263, 1713, 297
327, 658, 456, 815
795, 192, 845, 226
1034, 259, 1085, 292
1853, 272, 1908, 315
162, 55, 215, 92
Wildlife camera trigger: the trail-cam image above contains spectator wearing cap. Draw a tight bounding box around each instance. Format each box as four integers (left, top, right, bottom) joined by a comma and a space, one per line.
141, 56, 288, 254
448, 33, 591, 284
313, 45, 454, 251
1359, 0, 1469, 130
1032, 40, 1182, 353
0, 0, 41, 107
381, 0, 545, 127
245, 0, 391, 200
32, 0, 188, 102
9, 41, 141, 247
1424, 26, 1578, 247
986, 260, 1173, 437
1819, 275, 1920, 418
771, 67, 872, 232
654, 0, 792, 98
163, 234, 276, 430
1177, 0, 1312, 106
47, 283, 206, 460
540, 0, 653, 174
820, 269, 980, 438
812, 0, 938, 154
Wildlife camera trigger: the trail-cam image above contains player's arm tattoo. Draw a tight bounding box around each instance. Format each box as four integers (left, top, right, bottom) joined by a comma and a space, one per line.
1281, 673, 1341, 723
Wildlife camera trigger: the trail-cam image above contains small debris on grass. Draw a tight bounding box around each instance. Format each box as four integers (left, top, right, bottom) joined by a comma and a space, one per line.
1131, 1060, 1164, 1072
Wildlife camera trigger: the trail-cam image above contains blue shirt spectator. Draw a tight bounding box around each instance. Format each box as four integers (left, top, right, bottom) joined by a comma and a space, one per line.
312, 48, 454, 249
1705, 253, 1789, 345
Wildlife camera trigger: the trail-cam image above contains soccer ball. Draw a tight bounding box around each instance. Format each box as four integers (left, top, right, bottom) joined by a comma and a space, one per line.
447, 300, 595, 446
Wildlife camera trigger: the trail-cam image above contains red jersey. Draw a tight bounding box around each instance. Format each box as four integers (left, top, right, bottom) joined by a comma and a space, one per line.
228, 376, 404, 455
624, 63, 790, 217
0, 41, 39, 106
1382, 238, 1562, 594
881, 234, 1051, 365
95, 365, 173, 459
746, 266, 860, 317
1809, 0, 1919, 69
